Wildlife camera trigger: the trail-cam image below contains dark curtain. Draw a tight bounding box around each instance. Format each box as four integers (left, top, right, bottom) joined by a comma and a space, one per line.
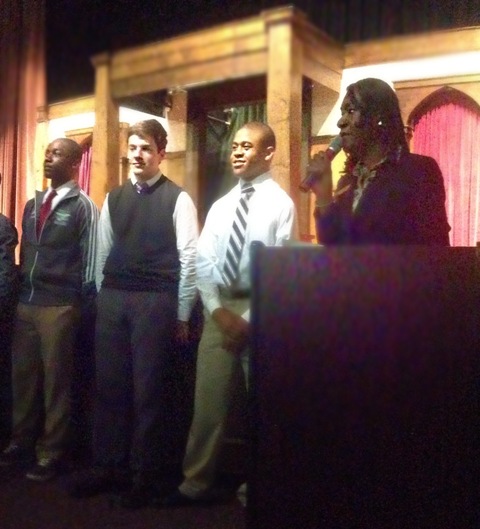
0, 0, 45, 227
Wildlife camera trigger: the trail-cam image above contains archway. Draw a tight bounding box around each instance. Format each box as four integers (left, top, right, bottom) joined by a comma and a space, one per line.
409, 87, 480, 246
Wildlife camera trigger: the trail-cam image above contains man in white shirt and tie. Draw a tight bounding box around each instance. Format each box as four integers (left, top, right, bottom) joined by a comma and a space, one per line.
161, 121, 298, 507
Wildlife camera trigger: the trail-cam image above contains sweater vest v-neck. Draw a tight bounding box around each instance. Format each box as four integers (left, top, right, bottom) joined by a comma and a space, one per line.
102, 176, 182, 291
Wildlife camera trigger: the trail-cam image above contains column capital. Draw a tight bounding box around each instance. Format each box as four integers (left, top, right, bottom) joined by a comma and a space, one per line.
262, 5, 307, 28
36, 105, 48, 123
90, 52, 111, 68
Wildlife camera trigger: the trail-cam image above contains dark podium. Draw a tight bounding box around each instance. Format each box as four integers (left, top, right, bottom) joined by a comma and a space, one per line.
248, 245, 480, 529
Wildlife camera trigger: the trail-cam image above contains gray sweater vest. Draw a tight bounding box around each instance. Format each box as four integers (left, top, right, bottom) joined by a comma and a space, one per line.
102, 176, 182, 291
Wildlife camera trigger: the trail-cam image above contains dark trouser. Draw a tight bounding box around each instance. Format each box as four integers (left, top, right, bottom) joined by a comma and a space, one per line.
70, 298, 97, 461
93, 287, 177, 477
0, 311, 15, 444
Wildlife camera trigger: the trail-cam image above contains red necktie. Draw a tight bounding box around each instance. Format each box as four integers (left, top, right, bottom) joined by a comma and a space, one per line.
37, 190, 57, 237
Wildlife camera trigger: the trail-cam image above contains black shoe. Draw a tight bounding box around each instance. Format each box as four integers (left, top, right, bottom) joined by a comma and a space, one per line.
154, 488, 226, 508
67, 467, 131, 498
0, 443, 34, 468
25, 458, 62, 482
155, 489, 200, 508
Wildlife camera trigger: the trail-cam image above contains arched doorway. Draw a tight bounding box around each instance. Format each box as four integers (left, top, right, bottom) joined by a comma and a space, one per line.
409, 87, 480, 246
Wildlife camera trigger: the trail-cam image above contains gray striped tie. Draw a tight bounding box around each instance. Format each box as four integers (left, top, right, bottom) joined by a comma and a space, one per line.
223, 183, 255, 287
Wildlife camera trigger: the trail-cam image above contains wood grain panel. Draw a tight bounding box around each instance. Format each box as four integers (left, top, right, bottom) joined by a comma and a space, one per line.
345, 27, 480, 67
111, 52, 267, 98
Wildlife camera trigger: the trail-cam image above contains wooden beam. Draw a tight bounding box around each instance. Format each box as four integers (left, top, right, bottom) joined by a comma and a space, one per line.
47, 96, 95, 120
395, 74, 480, 90
111, 32, 267, 83
111, 16, 265, 68
109, 16, 268, 98
109, 6, 344, 98
345, 27, 480, 68
90, 53, 119, 208
111, 52, 267, 98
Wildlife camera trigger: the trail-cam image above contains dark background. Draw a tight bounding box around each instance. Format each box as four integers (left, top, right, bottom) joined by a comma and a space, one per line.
46, 0, 480, 103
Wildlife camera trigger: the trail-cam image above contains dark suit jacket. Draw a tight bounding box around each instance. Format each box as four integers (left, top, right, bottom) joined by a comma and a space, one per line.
316, 152, 451, 245
0, 214, 18, 315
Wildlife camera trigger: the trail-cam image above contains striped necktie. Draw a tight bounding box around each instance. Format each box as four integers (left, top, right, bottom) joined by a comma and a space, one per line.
135, 181, 149, 195
223, 183, 255, 287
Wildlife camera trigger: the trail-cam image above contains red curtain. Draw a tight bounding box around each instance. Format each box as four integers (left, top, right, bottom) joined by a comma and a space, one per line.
0, 0, 45, 230
78, 145, 92, 195
412, 102, 480, 246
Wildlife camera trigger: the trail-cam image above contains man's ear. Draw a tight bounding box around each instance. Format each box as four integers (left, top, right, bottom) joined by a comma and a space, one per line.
264, 146, 275, 162
159, 148, 166, 161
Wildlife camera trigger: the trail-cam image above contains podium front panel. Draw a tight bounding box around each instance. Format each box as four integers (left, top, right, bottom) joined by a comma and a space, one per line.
248, 246, 480, 529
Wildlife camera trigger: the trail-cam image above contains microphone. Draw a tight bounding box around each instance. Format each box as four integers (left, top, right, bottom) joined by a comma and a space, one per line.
299, 135, 343, 192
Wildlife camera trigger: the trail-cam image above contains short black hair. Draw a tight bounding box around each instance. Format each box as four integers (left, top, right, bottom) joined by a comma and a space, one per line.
128, 119, 168, 151
58, 138, 83, 164
239, 121, 276, 150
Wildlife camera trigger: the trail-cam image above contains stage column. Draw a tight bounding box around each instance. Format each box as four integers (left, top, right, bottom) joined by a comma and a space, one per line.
91, 52, 119, 208
264, 7, 304, 232
165, 89, 193, 194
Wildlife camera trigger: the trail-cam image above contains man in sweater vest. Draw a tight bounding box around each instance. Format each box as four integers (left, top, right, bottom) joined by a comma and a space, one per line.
69, 119, 198, 507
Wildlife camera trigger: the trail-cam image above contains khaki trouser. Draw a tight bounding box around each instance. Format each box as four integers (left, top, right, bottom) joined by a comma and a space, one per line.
11, 302, 80, 460
179, 297, 250, 498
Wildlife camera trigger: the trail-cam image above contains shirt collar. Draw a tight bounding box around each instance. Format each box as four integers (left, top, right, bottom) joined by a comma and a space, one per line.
46, 180, 76, 200
130, 171, 162, 187
238, 170, 271, 190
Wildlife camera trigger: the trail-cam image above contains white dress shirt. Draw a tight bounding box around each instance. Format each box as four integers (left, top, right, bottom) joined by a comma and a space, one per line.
196, 171, 298, 320
96, 172, 198, 321
42, 180, 77, 209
